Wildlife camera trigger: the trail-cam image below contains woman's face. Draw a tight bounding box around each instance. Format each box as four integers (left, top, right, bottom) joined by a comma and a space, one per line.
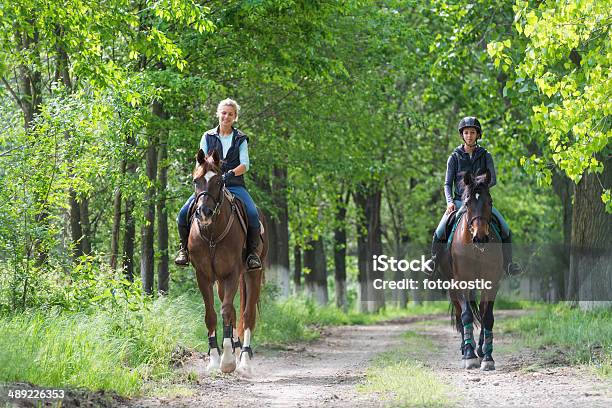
217, 105, 237, 128
462, 127, 479, 146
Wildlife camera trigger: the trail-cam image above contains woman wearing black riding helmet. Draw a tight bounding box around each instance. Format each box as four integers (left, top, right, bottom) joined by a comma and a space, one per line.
431, 116, 522, 276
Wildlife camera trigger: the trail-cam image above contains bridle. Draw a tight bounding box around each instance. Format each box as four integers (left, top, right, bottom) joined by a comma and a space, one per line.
193, 178, 236, 250
466, 192, 492, 250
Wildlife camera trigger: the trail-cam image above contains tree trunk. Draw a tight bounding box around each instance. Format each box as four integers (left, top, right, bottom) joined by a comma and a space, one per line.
303, 238, 328, 305
552, 170, 574, 300
69, 192, 83, 258
156, 104, 169, 295
140, 128, 158, 295
122, 135, 137, 281
272, 166, 290, 297
354, 186, 385, 312
293, 244, 302, 294
79, 197, 91, 255
355, 214, 368, 313
570, 157, 612, 309
333, 198, 348, 311
110, 160, 126, 269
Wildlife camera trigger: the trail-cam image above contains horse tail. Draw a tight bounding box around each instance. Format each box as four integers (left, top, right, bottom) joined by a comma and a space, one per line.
449, 297, 462, 333
470, 300, 482, 327
449, 295, 481, 330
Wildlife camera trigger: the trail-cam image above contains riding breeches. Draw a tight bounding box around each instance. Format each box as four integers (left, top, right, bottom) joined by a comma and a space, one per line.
227, 186, 260, 229
434, 200, 510, 240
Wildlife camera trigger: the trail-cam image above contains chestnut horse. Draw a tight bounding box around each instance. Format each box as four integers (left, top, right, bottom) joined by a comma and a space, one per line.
445, 169, 504, 371
189, 149, 267, 375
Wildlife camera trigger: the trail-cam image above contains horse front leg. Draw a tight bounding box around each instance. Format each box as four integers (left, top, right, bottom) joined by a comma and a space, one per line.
480, 300, 495, 371
220, 274, 239, 373
477, 300, 485, 359
196, 273, 220, 373
460, 294, 480, 369
238, 268, 262, 376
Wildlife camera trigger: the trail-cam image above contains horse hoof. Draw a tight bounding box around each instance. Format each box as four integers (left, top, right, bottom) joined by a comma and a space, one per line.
220, 360, 236, 373
206, 361, 220, 373
460, 359, 466, 369
237, 353, 253, 376
464, 358, 480, 369
481, 360, 495, 371
220, 338, 236, 373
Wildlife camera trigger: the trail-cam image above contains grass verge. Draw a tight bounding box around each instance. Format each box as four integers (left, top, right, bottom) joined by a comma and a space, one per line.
358, 330, 454, 407
496, 303, 612, 377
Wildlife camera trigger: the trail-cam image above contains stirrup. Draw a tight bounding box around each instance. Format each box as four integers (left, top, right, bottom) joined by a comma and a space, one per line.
506, 262, 522, 276
246, 254, 262, 271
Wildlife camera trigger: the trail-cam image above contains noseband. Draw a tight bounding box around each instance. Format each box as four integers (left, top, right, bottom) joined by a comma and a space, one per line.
195, 189, 223, 219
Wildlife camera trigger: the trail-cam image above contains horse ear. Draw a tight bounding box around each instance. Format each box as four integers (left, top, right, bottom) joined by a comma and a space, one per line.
482, 168, 491, 185
196, 149, 205, 164
475, 168, 491, 185
462, 171, 473, 186
211, 149, 220, 165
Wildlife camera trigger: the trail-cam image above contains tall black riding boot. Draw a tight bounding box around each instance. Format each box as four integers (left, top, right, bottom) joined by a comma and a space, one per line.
430, 234, 446, 274
174, 224, 190, 266
246, 226, 262, 270
502, 231, 522, 276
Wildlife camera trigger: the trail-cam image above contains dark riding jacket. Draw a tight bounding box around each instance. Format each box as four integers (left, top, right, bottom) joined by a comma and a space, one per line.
203, 127, 248, 188
444, 145, 497, 203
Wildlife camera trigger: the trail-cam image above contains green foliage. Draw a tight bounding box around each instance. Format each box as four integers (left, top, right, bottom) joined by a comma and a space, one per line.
497, 304, 612, 377
491, 0, 611, 209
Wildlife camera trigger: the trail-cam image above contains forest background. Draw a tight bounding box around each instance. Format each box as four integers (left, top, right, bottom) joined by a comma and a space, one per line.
0, 0, 610, 335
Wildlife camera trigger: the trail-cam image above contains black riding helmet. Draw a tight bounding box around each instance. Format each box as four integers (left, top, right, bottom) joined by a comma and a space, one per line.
458, 116, 482, 137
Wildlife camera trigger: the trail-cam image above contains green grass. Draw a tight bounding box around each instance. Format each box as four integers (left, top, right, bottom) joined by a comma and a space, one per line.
0, 295, 208, 396
358, 330, 454, 407
496, 304, 612, 377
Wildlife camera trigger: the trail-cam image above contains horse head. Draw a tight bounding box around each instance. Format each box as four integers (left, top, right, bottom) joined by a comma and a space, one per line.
193, 149, 223, 227
461, 169, 493, 244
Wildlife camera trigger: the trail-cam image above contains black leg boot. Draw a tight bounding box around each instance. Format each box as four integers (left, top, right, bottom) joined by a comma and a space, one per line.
174, 224, 190, 266
246, 226, 262, 270
502, 231, 522, 276
430, 234, 446, 274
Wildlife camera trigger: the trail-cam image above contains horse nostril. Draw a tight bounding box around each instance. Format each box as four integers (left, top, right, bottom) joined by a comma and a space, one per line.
204, 207, 213, 217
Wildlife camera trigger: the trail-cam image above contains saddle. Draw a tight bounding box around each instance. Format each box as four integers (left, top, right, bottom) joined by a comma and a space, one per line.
188, 188, 264, 245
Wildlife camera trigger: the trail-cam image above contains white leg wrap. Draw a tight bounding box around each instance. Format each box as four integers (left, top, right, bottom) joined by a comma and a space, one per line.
206, 331, 220, 373
238, 328, 253, 375
220, 337, 237, 373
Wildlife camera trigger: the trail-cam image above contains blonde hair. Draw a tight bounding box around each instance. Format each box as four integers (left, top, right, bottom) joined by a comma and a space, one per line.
217, 98, 240, 119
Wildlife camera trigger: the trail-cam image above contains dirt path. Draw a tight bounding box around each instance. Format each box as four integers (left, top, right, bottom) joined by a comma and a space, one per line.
121, 321, 414, 408
122, 311, 612, 408
411, 311, 612, 408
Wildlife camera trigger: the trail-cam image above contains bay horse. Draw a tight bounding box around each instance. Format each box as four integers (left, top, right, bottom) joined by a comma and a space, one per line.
446, 169, 504, 371
188, 149, 267, 375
